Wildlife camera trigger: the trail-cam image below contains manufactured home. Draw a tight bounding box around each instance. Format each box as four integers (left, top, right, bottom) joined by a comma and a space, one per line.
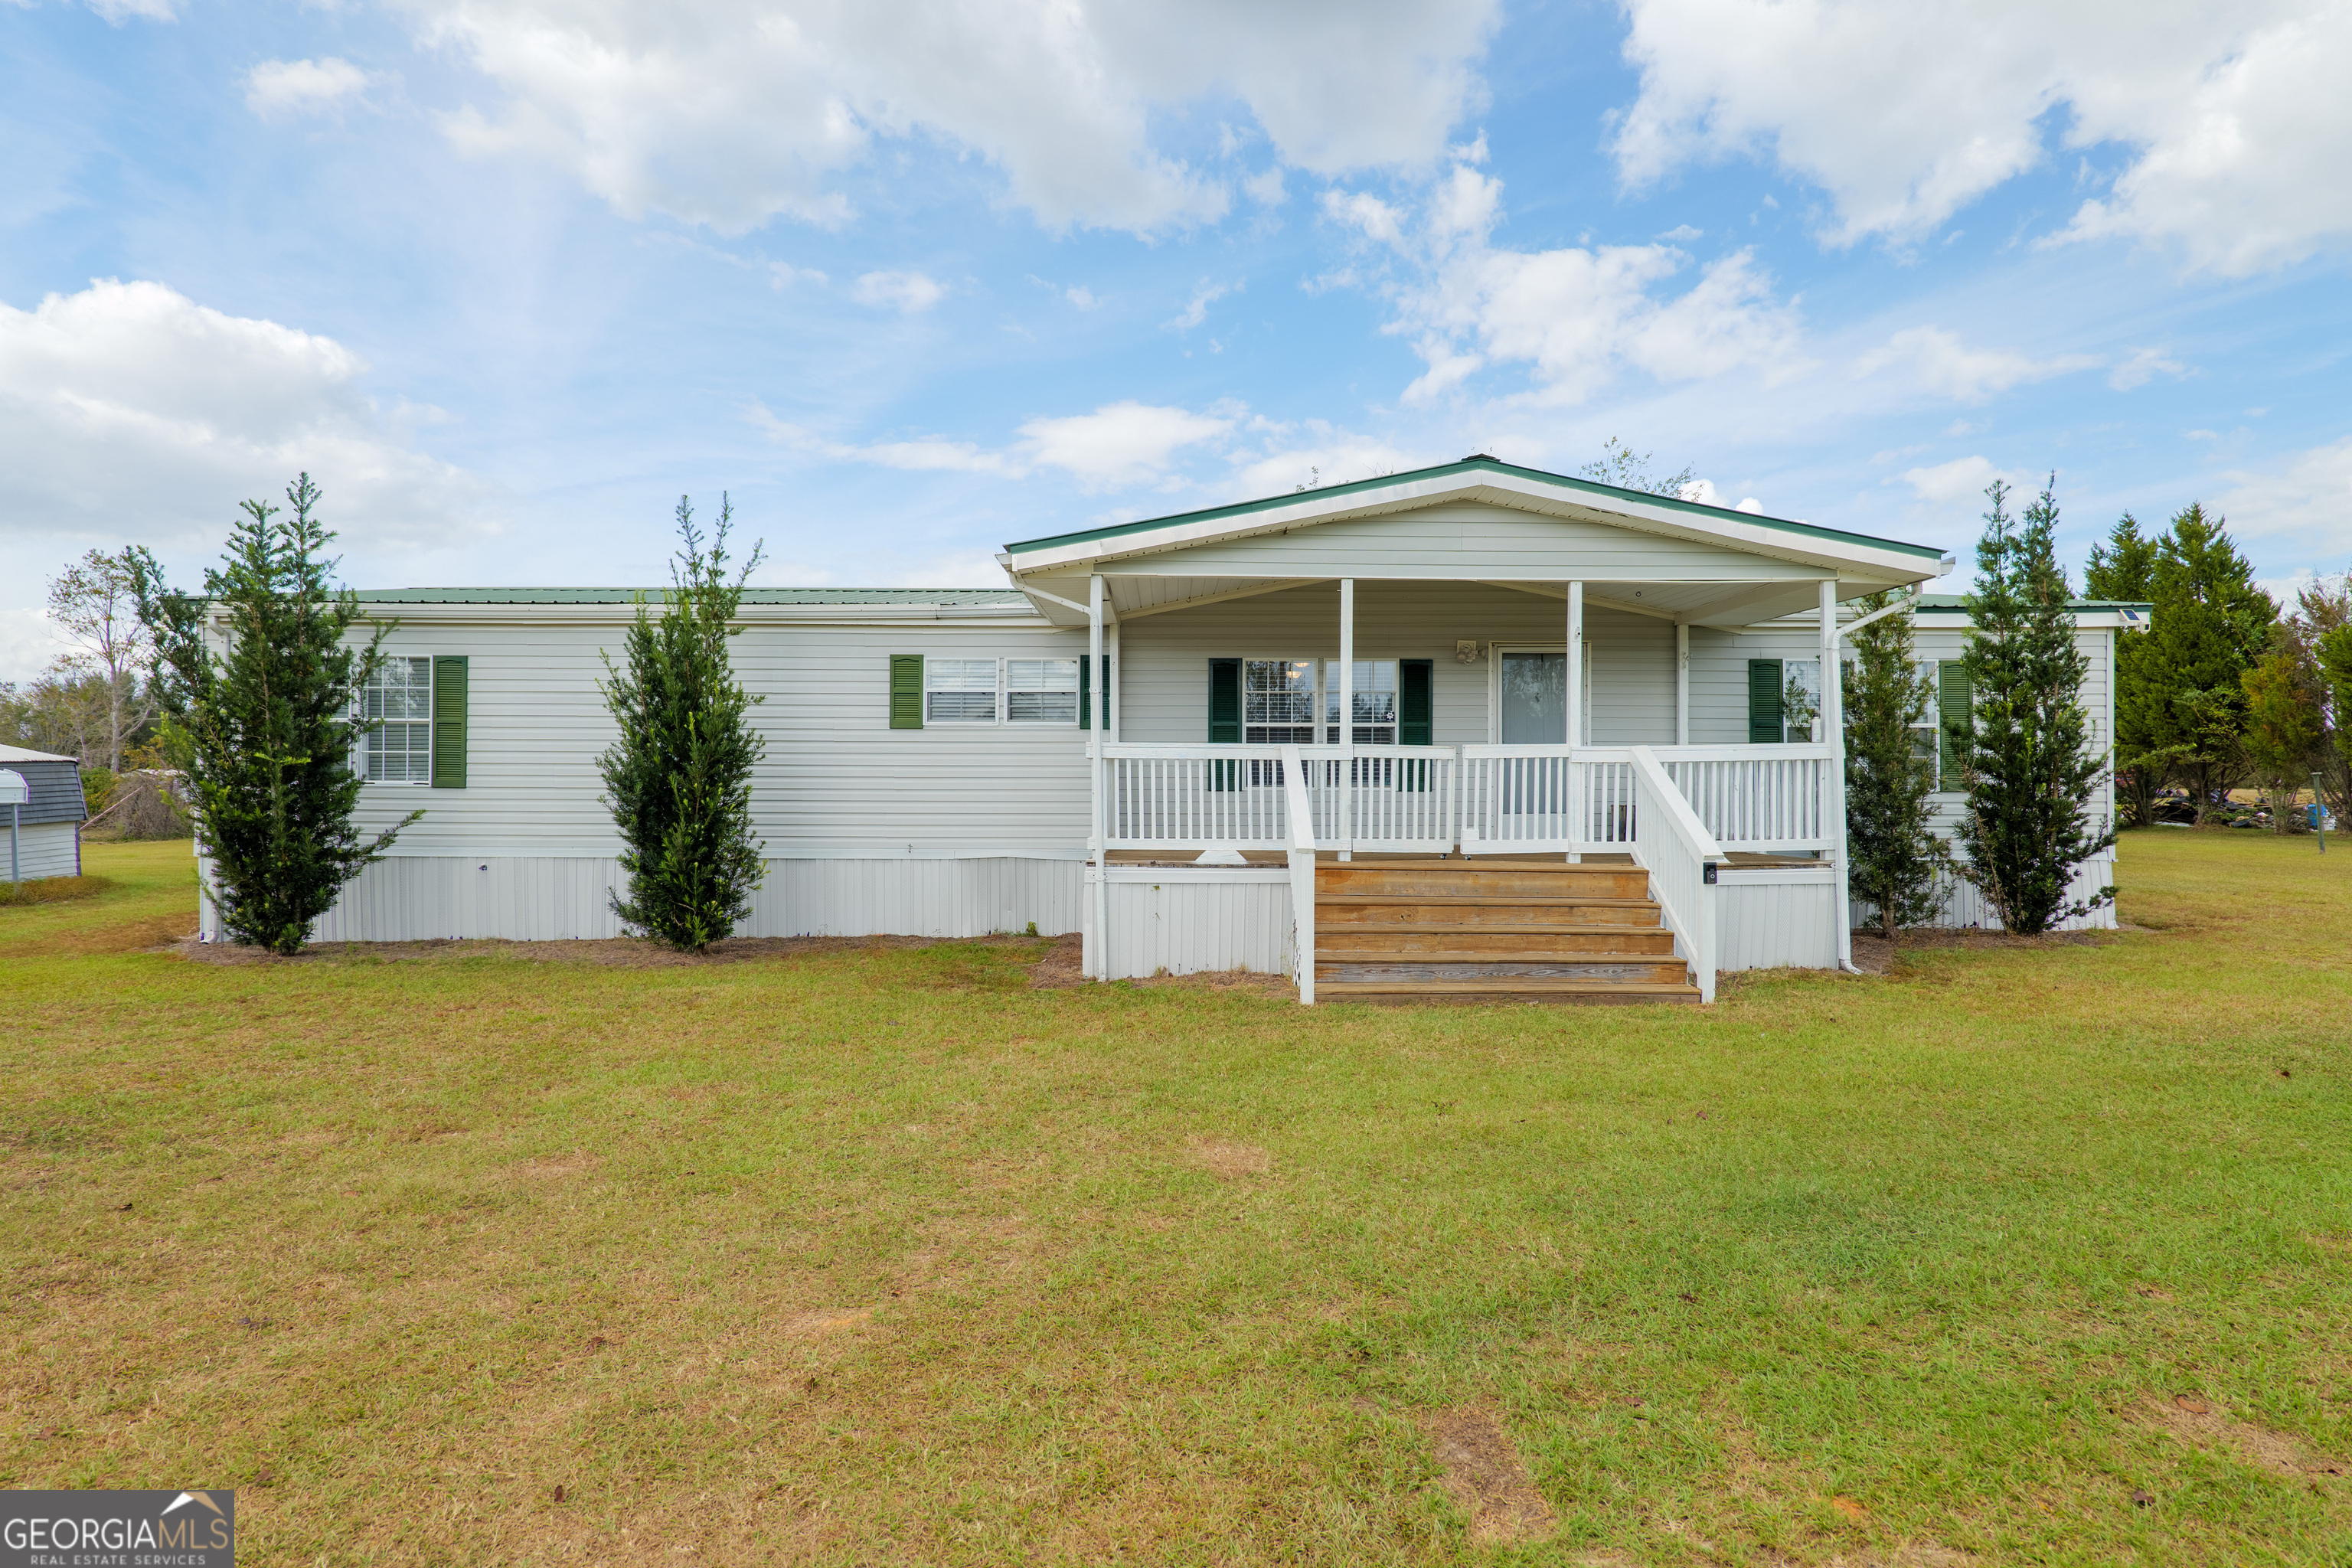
192, 457, 2132, 1001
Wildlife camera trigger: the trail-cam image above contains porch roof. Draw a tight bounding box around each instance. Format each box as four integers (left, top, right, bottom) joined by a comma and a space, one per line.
999, 456, 1953, 630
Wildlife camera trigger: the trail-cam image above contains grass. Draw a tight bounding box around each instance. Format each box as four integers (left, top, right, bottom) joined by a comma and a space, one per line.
3, 831, 2348, 1566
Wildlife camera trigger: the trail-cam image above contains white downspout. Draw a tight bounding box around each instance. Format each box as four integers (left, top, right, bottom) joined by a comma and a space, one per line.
1338, 577, 1354, 862
1674, 621, 1690, 746
1566, 580, 1583, 864
1089, 573, 1108, 979
1823, 580, 1856, 973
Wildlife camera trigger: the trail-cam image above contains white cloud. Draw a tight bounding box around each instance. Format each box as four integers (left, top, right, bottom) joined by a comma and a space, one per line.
1065, 286, 1099, 311
2108, 346, 2187, 391
850, 270, 945, 313
244, 57, 372, 119
397, 0, 1501, 235
0, 279, 494, 554
83, 0, 177, 21
769, 262, 828, 289
1166, 279, 1236, 332
1612, 0, 2352, 273
2213, 434, 2352, 554
753, 397, 1234, 490
1244, 167, 1287, 207
1854, 326, 2099, 403
1223, 426, 1426, 499
1018, 401, 1233, 488
1897, 455, 2028, 505
1338, 161, 1805, 407
1657, 224, 1703, 242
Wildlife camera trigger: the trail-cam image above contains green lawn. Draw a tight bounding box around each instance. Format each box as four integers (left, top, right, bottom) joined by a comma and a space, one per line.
3, 831, 2347, 1566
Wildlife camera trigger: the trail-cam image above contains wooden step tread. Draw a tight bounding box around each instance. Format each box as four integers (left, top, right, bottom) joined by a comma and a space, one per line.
1316, 921, 1671, 936
1315, 978, 1702, 999
1317, 894, 1657, 909
1315, 951, 1677, 966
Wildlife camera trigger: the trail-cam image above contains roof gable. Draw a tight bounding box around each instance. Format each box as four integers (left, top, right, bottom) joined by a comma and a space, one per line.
1003, 456, 1949, 572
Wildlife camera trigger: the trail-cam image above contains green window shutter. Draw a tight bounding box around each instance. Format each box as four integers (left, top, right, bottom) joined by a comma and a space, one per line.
431, 655, 468, 789
1207, 659, 1241, 742
1079, 655, 1109, 730
1746, 659, 1783, 744
1207, 658, 1241, 792
1400, 658, 1434, 746
890, 655, 924, 730
1939, 661, 1971, 782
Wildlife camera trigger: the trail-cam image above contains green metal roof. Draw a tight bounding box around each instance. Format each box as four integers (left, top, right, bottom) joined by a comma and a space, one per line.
350, 588, 1027, 606
1002, 455, 1952, 564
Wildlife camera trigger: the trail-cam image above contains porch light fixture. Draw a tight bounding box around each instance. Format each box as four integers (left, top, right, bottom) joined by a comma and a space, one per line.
1455, 640, 1481, 664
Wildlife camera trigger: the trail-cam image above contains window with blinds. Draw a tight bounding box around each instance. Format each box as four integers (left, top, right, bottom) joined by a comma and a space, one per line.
363, 657, 433, 783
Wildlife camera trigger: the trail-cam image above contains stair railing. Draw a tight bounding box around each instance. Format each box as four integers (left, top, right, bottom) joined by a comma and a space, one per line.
1626, 745, 1723, 1002
1281, 744, 1319, 1005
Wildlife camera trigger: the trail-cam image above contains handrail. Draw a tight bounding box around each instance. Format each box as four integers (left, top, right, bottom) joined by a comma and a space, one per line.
1281, 744, 1318, 1004
1627, 744, 1722, 1002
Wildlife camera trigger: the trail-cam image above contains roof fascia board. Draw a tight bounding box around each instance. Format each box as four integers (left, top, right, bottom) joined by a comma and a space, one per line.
243, 602, 1049, 629
1009, 471, 1946, 581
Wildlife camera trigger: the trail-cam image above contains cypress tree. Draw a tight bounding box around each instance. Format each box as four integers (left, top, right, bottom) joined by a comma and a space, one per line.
1842, 590, 1945, 939
126, 475, 418, 953
1948, 478, 2115, 935
599, 495, 769, 950
2116, 504, 2275, 823
2086, 512, 2164, 825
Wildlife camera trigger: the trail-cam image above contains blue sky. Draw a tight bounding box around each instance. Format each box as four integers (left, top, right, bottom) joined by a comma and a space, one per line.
5, 0, 2350, 678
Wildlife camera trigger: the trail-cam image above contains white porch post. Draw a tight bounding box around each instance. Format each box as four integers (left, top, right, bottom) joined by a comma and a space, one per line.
1675, 622, 1690, 746
1821, 579, 1853, 972
1566, 580, 1583, 863
1089, 573, 1108, 979
1338, 577, 1355, 861
1108, 622, 1121, 742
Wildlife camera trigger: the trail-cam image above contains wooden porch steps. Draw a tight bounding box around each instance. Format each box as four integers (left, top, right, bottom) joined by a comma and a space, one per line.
1312, 860, 1699, 1004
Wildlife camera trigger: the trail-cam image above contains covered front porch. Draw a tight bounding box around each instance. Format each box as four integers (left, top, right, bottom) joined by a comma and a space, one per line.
998, 457, 1952, 1002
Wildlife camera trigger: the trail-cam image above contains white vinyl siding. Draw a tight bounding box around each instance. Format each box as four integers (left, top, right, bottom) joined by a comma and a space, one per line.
1118, 581, 1673, 747
363, 657, 433, 782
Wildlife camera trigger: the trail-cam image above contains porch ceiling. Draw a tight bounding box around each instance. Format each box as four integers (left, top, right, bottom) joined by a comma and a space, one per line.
1011, 570, 1857, 630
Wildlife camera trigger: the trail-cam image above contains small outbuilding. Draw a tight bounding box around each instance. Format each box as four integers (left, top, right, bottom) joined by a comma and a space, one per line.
0, 744, 89, 882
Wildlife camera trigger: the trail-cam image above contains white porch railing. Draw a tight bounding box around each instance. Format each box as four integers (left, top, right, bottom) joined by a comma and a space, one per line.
1627, 746, 1723, 1002
1104, 740, 1832, 858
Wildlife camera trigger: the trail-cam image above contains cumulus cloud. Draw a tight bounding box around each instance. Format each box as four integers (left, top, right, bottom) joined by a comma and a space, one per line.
396, 0, 1501, 234
850, 270, 945, 313
1854, 326, 2099, 403
1677, 478, 1762, 513
1328, 159, 1805, 407
1612, 0, 2352, 272
244, 57, 373, 118
83, 0, 178, 22
753, 398, 1234, 491
0, 279, 494, 552
2213, 434, 2352, 554
1896, 455, 2029, 505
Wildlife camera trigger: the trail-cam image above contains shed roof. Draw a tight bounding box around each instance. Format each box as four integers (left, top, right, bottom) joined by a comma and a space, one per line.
0, 753, 88, 825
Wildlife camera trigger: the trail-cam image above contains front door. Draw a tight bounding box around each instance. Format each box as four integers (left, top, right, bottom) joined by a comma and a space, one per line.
1498, 651, 1566, 743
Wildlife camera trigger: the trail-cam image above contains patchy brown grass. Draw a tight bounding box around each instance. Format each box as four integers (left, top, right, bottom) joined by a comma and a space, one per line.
0, 873, 111, 907
5, 831, 2351, 1564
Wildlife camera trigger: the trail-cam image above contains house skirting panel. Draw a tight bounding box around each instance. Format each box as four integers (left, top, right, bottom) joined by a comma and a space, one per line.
197, 854, 1086, 944
6, 822, 81, 883
1717, 865, 1841, 972
1083, 867, 1295, 982
1848, 855, 2118, 934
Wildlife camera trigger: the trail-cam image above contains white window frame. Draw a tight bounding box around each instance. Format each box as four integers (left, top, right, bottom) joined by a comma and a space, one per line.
360, 656, 434, 785
923, 658, 1004, 724
1005, 658, 1080, 726
1913, 658, 1942, 790
1321, 658, 1400, 746
1241, 657, 1319, 746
